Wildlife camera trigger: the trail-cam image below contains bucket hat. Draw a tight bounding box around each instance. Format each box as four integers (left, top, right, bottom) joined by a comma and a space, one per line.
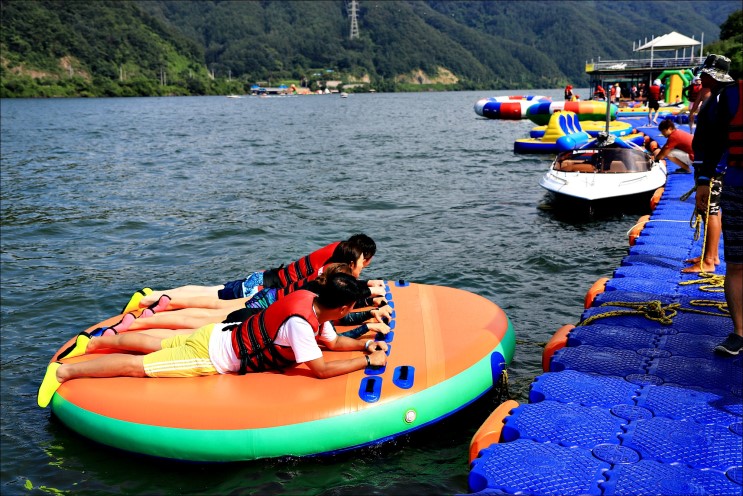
697, 54, 734, 83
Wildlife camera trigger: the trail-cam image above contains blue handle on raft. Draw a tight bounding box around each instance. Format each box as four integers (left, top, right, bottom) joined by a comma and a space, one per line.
393, 365, 415, 389
359, 377, 382, 403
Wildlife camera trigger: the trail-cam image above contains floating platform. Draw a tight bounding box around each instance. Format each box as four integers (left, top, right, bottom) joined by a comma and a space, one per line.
45, 282, 515, 462
468, 146, 742, 494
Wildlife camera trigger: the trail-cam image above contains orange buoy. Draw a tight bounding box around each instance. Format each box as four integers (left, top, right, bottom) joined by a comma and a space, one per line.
650, 187, 664, 210
584, 277, 610, 308
628, 215, 651, 246
542, 324, 575, 372
469, 399, 519, 463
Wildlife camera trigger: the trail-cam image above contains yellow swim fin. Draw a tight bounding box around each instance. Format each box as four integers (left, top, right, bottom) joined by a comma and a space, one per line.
121, 287, 153, 314
37, 362, 62, 408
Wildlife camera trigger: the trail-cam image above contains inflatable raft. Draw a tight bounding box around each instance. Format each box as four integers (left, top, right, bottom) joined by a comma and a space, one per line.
526, 101, 616, 125
45, 281, 515, 462
514, 111, 645, 154
474, 95, 550, 119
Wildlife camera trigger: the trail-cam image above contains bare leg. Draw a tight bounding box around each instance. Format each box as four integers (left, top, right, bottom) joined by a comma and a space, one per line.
166, 295, 249, 311
683, 213, 721, 273
140, 285, 224, 308
127, 307, 235, 331
57, 354, 147, 383
87, 332, 165, 354
140, 328, 198, 339
726, 263, 743, 337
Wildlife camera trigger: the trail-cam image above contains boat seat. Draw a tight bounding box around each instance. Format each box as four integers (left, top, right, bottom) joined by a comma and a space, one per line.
609, 160, 628, 172
557, 160, 595, 173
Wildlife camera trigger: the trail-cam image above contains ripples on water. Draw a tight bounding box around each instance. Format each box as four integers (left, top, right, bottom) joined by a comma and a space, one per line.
1, 89, 640, 494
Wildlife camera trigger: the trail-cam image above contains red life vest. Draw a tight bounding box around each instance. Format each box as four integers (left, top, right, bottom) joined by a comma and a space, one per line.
688, 83, 702, 102
727, 80, 743, 168
230, 290, 319, 373
648, 85, 661, 101
273, 242, 339, 287
274, 274, 318, 300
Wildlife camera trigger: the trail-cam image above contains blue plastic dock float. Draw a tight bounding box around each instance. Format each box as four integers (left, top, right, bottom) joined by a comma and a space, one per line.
468, 133, 743, 494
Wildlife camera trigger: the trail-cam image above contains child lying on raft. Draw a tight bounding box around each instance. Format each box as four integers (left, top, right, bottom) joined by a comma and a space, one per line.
128, 234, 380, 311
122, 263, 393, 339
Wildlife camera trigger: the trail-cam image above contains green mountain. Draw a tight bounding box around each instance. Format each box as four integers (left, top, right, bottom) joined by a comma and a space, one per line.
1, 0, 739, 97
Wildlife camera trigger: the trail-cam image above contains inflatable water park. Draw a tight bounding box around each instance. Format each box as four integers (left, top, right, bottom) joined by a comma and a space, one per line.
42, 281, 515, 461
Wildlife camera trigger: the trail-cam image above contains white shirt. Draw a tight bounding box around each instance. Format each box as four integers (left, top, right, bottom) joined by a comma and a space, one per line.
208, 317, 338, 373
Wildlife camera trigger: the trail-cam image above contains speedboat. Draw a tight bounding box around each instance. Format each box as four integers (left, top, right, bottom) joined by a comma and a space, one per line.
538, 136, 667, 202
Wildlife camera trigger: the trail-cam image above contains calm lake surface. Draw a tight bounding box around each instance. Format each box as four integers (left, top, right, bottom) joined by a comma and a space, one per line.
1, 89, 642, 495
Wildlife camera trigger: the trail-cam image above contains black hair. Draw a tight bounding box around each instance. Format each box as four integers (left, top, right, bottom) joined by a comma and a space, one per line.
347, 233, 376, 259
328, 241, 364, 265
316, 272, 364, 309
658, 119, 675, 132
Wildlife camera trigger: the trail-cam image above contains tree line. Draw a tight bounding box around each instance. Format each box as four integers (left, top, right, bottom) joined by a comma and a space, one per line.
0, 0, 740, 98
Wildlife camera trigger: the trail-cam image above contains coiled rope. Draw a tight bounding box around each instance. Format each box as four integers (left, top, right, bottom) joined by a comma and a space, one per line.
579, 299, 729, 327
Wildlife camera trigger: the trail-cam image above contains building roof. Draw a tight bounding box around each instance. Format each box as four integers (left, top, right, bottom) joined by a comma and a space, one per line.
635, 32, 701, 52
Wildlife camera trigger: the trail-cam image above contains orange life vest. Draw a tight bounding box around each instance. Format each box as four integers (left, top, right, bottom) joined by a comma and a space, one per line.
230, 290, 319, 373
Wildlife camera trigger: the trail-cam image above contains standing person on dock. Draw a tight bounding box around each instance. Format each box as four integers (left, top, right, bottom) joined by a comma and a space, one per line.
612, 83, 622, 105
689, 55, 735, 275
687, 76, 711, 134
692, 55, 742, 355
647, 79, 662, 125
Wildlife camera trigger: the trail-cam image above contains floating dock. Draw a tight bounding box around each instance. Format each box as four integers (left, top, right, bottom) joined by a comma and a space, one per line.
469, 127, 743, 494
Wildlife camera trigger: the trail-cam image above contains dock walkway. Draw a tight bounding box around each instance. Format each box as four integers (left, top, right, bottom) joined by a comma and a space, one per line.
469, 131, 743, 494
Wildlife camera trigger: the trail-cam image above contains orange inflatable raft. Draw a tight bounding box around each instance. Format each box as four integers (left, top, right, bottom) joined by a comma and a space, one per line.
45, 281, 515, 461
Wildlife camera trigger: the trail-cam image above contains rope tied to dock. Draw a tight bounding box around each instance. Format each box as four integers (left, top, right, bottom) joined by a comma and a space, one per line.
679, 273, 725, 292
579, 300, 679, 326
579, 298, 729, 327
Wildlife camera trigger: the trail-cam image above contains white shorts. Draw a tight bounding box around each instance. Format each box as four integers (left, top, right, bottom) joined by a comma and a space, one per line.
668, 149, 692, 167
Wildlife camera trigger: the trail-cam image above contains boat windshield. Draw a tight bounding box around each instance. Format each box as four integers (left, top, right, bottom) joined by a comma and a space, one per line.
554, 148, 652, 173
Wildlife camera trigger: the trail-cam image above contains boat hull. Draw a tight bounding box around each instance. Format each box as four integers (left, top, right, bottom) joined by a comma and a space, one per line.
539, 165, 666, 202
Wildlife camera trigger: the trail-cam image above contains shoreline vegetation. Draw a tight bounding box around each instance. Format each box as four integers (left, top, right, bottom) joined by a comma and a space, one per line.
1, 2, 740, 99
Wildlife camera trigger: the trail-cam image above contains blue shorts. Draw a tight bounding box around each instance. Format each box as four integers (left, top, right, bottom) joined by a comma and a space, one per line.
721, 185, 743, 264
218, 271, 264, 300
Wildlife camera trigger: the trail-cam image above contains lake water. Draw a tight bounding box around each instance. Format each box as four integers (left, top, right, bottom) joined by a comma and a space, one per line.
1, 89, 644, 494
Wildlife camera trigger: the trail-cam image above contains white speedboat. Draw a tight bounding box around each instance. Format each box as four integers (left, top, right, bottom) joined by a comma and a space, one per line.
539, 138, 667, 202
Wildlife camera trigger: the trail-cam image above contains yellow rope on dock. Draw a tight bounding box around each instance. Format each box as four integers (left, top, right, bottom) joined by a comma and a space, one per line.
579, 299, 729, 327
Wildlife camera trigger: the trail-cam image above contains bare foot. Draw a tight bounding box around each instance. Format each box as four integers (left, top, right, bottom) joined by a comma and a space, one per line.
681, 261, 716, 273
684, 256, 720, 265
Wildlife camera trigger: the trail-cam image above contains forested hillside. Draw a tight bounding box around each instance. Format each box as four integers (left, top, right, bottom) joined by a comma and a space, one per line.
0, 0, 739, 97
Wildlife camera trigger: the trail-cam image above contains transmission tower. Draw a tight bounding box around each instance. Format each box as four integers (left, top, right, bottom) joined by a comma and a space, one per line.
348, 0, 359, 40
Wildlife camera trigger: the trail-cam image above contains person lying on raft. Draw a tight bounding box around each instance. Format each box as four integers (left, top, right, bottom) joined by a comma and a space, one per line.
130, 233, 380, 310
123, 263, 393, 339
37, 272, 389, 408
120, 242, 391, 331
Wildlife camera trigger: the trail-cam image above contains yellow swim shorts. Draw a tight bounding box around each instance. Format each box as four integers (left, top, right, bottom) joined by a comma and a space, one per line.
142, 323, 218, 378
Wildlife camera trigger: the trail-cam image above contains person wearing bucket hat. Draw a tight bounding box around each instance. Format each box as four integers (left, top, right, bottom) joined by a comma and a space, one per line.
690, 54, 743, 355
697, 54, 735, 84
686, 55, 736, 276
